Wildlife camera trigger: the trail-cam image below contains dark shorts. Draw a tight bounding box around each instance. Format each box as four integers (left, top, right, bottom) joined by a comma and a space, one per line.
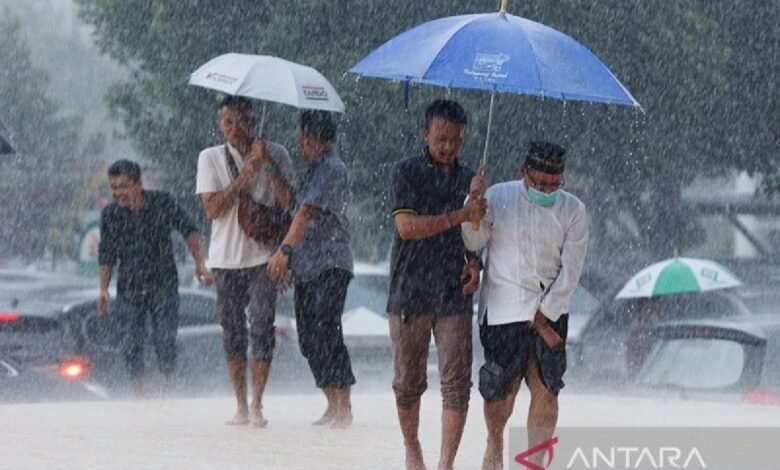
213, 265, 277, 362
478, 313, 568, 401
389, 313, 472, 411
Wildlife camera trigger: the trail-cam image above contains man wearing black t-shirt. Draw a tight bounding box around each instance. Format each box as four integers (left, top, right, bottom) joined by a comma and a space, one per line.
387, 100, 486, 470
98, 159, 212, 397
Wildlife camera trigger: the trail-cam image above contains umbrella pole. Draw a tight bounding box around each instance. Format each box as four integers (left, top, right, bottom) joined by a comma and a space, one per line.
259, 102, 267, 138
472, 90, 496, 231
481, 91, 496, 167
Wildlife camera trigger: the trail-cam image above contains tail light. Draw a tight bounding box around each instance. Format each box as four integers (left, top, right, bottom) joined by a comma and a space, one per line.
743, 388, 780, 406
58, 357, 90, 380
0, 313, 19, 321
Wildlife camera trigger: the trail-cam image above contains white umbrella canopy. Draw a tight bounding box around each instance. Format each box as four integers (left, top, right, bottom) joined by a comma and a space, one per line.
616, 256, 743, 299
188, 53, 345, 113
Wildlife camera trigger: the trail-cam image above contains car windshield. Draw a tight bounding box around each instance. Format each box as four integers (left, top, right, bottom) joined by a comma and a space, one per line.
637, 337, 746, 389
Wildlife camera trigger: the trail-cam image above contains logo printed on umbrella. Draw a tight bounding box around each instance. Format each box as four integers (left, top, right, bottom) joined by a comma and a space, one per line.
302, 85, 329, 102
205, 72, 238, 85
635, 273, 653, 289
465, 53, 511, 80
700, 268, 719, 282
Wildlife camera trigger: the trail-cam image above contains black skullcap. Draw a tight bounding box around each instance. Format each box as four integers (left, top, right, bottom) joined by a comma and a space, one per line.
524, 141, 566, 175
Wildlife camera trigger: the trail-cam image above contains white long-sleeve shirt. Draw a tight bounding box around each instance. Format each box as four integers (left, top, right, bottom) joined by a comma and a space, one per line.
462, 180, 588, 325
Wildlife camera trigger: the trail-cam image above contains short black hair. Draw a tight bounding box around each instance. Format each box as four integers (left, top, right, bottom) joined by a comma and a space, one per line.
219, 95, 254, 113
424, 99, 468, 128
108, 159, 141, 182
524, 141, 566, 175
300, 110, 337, 142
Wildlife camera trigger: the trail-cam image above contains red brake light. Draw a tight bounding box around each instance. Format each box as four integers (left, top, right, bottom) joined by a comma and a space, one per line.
0, 313, 19, 321
743, 388, 780, 406
58, 358, 90, 380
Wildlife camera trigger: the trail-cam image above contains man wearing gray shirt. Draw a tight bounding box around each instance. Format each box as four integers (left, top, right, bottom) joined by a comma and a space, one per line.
267, 110, 355, 428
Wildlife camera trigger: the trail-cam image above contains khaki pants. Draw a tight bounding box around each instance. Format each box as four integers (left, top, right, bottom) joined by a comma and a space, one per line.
389, 313, 472, 411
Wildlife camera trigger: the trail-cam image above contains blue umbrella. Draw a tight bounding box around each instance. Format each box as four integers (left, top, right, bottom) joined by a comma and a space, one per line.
350, 0, 641, 165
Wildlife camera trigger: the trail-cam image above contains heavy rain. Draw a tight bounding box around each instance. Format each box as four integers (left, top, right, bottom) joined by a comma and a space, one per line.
1, 1, 779, 469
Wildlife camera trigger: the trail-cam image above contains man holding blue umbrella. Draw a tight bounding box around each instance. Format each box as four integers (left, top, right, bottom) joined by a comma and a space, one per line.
463, 142, 588, 470
387, 99, 486, 470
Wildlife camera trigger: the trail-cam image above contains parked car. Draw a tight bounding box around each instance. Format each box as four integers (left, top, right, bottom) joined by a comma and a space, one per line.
0, 308, 108, 403
281, 262, 393, 384
4, 285, 305, 399
571, 289, 753, 389
550, 261, 634, 378
0, 268, 92, 308
634, 314, 780, 406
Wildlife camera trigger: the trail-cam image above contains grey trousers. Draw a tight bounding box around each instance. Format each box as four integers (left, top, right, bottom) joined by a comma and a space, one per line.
213, 264, 277, 362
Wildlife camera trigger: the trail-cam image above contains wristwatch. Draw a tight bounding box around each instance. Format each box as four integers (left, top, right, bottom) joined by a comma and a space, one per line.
279, 243, 293, 258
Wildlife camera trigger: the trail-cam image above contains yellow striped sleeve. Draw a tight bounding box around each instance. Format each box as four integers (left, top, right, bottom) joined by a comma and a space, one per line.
392, 209, 418, 216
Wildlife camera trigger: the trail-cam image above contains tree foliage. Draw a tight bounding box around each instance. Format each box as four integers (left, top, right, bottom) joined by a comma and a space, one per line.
75, 0, 777, 261
0, 9, 89, 260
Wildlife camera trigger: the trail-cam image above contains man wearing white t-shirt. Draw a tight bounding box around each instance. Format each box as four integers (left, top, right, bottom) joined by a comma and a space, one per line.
196, 96, 294, 427
462, 141, 588, 470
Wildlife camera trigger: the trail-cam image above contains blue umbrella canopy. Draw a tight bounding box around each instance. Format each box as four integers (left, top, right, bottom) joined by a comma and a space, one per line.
350, 9, 640, 108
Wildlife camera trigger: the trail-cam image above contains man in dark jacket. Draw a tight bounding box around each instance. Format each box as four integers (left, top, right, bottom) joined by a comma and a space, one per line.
98, 159, 212, 397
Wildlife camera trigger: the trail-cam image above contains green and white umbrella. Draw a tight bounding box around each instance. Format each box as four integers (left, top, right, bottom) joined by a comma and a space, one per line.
616, 256, 742, 299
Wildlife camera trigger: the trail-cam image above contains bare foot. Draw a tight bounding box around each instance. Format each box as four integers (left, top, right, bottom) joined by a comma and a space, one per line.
250, 409, 268, 428
405, 440, 427, 470
481, 444, 503, 470
225, 411, 250, 426
312, 407, 335, 426
329, 408, 353, 429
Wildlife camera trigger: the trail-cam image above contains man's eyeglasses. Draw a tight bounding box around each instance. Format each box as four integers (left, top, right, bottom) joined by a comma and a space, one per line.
525, 171, 564, 193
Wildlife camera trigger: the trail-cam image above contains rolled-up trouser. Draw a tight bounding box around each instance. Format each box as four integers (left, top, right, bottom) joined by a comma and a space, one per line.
213, 265, 277, 363
479, 313, 568, 401
294, 268, 356, 389
114, 293, 179, 380
389, 312, 472, 412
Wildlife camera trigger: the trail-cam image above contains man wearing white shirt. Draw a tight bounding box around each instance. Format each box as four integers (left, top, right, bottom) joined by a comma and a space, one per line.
196, 96, 294, 427
462, 141, 588, 470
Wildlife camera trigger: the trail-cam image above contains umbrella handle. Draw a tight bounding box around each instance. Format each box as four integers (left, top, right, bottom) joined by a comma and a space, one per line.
472, 209, 482, 231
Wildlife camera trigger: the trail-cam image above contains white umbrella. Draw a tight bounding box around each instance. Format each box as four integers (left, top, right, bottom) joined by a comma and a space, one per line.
616, 256, 742, 299
188, 53, 345, 114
